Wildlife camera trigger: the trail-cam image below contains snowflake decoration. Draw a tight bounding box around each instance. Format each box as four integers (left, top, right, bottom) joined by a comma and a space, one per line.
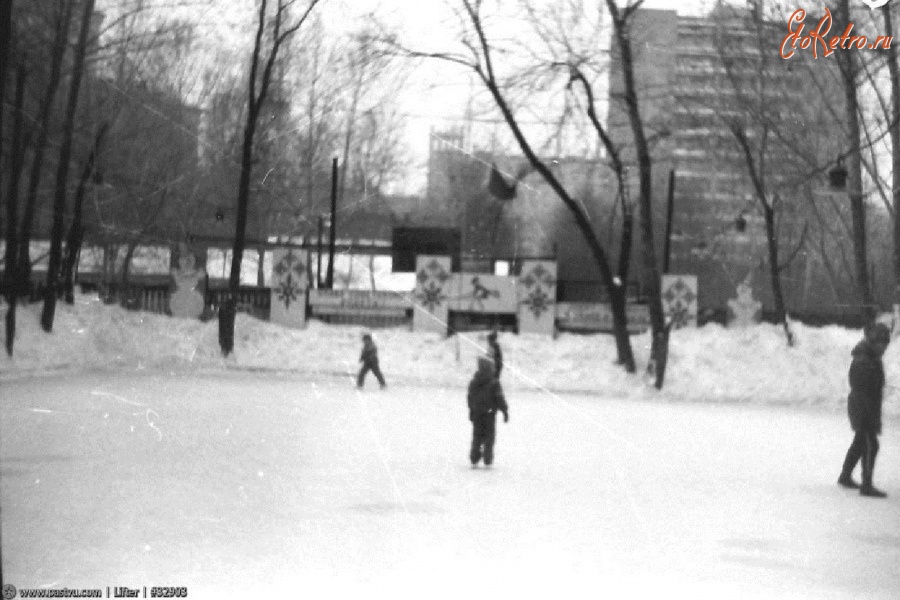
521, 286, 552, 319
275, 275, 301, 310
415, 281, 446, 312
663, 276, 697, 330
668, 304, 692, 329
529, 263, 555, 287
663, 277, 696, 306
417, 258, 450, 288
521, 263, 556, 291
275, 250, 306, 284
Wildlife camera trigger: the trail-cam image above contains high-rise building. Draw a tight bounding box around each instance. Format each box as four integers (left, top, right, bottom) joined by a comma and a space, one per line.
608, 3, 847, 313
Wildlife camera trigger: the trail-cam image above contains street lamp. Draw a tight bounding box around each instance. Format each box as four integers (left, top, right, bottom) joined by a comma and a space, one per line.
829, 160, 848, 190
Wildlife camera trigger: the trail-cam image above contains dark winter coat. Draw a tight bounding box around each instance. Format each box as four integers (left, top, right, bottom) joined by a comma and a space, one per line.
488, 340, 503, 377
360, 340, 379, 365
848, 340, 885, 434
468, 357, 508, 418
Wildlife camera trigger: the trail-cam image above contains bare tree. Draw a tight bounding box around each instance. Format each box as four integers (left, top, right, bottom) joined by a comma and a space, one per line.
4, 64, 26, 355
16, 0, 74, 295
390, 0, 641, 373
0, 0, 12, 238
61, 122, 107, 304
219, 0, 322, 356
880, 3, 900, 310
836, 0, 875, 322
706, 5, 812, 345
41, 0, 96, 331
605, 0, 668, 386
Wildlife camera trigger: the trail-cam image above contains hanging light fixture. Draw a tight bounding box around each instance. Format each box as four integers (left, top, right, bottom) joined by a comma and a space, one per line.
829, 159, 847, 190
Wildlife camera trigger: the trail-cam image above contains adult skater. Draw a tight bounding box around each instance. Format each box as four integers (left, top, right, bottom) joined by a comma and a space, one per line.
357, 333, 386, 389
467, 355, 509, 467
838, 322, 891, 498
486, 330, 503, 378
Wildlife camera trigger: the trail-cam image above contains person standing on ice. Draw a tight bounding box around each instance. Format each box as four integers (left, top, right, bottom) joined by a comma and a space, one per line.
468, 355, 509, 467
486, 330, 503, 378
838, 322, 891, 498
357, 333, 386, 389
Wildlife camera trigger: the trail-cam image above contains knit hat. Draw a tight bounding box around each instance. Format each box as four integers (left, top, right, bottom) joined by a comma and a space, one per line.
867, 322, 891, 344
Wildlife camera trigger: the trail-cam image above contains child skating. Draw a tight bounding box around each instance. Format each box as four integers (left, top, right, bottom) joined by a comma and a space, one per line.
467, 355, 509, 467
357, 333, 386, 389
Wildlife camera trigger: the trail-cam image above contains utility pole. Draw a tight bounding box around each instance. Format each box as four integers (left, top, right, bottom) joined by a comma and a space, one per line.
326, 157, 338, 289
316, 215, 324, 288
663, 169, 675, 274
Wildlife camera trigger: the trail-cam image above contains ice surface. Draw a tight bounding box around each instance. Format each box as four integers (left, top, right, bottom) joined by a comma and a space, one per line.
1, 375, 898, 599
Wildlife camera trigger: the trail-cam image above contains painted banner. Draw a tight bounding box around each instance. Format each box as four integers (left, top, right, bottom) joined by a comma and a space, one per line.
412, 255, 452, 333
450, 273, 518, 314
556, 302, 651, 333
662, 274, 698, 329
270, 248, 308, 328
309, 289, 409, 317
517, 261, 556, 335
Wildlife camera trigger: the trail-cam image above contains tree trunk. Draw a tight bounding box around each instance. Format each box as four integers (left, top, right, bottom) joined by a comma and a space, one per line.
5, 65, 26, 356
482, 76, 636, 372
607, 0, 667, 387
883, 4, 900, 311
0, 0, 12, 239
62, 126, 105, 304
326, 156, 338, 288
18, 1, 72, 293
220, 0, 320, 354
42, 0, 95, 332
763, 202, 794, 346
837, 0, 875, 323
570, 68, 635, 367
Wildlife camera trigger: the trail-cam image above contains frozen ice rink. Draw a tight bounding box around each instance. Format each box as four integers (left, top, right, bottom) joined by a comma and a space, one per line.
2, 372, 899, 599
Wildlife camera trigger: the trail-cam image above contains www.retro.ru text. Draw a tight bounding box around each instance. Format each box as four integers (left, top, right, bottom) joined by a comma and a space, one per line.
781, 8, 892, 59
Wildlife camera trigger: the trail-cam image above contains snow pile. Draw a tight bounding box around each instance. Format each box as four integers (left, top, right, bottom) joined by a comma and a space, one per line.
1, 292, 898, 415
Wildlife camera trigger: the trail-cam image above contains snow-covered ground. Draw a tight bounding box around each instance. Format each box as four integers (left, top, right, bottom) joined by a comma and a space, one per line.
1, 292, 899, 414
2, 294, 900, 599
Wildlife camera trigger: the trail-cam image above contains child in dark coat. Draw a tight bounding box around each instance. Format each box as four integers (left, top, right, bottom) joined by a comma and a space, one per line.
838, 322, 891, 497
357, 333, 386, 389
467, 355, 509, 467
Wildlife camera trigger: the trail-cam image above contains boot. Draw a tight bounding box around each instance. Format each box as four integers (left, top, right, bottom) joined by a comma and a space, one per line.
838, 474, 861, 489
860, 485, 888, 498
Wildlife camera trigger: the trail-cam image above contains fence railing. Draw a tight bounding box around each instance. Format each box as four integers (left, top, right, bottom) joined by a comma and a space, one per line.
204, 286, 271, 320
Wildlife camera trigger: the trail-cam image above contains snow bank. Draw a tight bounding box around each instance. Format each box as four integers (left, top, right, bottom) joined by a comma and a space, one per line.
1, 293, 897, 415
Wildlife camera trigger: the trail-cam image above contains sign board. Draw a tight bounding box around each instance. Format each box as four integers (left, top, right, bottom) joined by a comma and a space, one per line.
662, 274, 698, 329
412, 255, 452, 334
518, 261, 556, 335
309, 289, 409, 317
450, 273, 518, 314
269, 248, 308, 328
556, 302, 651, 333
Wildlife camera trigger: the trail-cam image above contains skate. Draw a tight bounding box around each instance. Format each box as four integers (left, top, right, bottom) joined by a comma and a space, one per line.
860, 485, 888, 498
838, 475, 860, 489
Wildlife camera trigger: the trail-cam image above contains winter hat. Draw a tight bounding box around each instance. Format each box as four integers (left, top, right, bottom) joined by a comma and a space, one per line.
867, 322, 891, 344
